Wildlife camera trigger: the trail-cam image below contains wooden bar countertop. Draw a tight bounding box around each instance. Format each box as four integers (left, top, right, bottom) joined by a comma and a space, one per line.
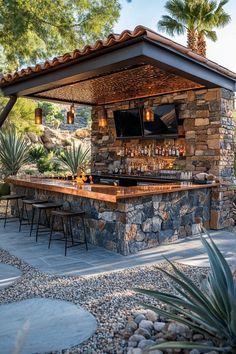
7, 177, 218, 203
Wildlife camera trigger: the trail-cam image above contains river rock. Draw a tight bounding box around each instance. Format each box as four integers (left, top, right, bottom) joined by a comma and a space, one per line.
138, 339, 155, 349
134, 314, 146, 324
139, 320, 154, 331
135, 328, 151, 339
145, 309, 158, 322
129, 334, 146, 343
167, 322, 189, 336
153, 321, 166, 332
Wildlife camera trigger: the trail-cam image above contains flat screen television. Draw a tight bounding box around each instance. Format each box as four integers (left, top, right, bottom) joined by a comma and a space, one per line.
143, 104, 178, 138
114, 108, 143, 138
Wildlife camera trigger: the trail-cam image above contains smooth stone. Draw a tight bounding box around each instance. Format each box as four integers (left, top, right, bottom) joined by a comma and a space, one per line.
127, 348, 143, 354
0, 263, 21, 289
0, 298, 97, 354
138, 339, 155, 349
135, 327, 151, 339
145, 309, 158, 322
139, 319, 154, 331
153, 321, 166, 332
167, 322, 189, 335
129, 334, 146, 343
134, 314, 146, 324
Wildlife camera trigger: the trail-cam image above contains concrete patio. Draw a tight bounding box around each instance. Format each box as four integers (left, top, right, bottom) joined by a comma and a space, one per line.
0, 221, 235, 277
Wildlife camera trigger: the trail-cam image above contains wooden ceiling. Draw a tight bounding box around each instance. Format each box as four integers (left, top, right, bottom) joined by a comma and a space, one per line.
35, 64, 203, 105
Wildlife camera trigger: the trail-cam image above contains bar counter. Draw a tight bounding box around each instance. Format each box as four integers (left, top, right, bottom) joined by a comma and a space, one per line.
6, 177, 217, 203
7, 176, 217, 255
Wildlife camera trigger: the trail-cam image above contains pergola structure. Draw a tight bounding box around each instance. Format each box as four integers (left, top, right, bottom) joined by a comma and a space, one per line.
0, 25, 236, 127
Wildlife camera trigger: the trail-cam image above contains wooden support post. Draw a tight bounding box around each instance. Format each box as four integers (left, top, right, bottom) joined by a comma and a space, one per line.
0, 96, 17, 127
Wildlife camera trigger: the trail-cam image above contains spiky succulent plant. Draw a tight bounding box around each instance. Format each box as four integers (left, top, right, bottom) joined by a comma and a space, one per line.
134, 227, 236, 353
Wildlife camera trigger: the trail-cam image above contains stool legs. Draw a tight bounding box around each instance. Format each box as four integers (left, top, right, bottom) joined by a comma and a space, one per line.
35, 209, 42, 242
30, 207, 35, 237
49, 214, 87, 256
3, 199, 9, 228
48, 215, 56, 249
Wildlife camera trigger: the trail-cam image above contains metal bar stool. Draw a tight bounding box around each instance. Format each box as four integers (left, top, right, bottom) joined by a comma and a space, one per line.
48, 210, 87, 256
30, 202, 62, 241
19, 198, 49, 232
0, 194, 25, 228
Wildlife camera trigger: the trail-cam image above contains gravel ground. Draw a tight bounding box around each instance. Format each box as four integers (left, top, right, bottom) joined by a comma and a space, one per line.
0, 248, 210, 354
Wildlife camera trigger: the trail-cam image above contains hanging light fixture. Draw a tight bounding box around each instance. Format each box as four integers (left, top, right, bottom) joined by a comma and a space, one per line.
67, 104, 75, 124
144, 105, 154, 122
98, 106, 108, 128
35, 107, 43, 125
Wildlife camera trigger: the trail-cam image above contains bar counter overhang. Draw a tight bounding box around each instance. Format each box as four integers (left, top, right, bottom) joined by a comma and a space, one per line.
8, 177, 218, 255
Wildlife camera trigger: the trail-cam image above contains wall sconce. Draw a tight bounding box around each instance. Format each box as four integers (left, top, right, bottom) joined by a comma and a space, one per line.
98, 106, 108, 128
144, 106, 154, 122
67, 104, 75, 124
35, 107, 43, 125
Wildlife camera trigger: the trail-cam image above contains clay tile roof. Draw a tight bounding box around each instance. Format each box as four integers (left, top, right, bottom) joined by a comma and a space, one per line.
0, 25, 236, 87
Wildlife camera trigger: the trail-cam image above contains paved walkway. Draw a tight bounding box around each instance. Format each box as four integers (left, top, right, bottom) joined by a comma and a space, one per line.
0, 263, 22, 289
0, 221, 235, 276
0, 298, 97, 354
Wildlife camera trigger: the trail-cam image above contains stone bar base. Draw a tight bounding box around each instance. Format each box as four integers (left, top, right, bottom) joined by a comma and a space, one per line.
13, 186, 211, 255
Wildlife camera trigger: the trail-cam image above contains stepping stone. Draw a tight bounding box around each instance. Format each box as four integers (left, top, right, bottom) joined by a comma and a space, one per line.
0, 263, 22, 289
0, 298, 97, 354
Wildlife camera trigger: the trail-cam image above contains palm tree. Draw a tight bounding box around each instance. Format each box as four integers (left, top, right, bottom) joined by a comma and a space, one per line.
158, 0, 231, 56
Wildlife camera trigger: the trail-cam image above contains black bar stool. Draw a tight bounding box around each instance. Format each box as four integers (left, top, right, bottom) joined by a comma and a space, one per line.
19, 198, 49, 232
30, 202, 62, 241
48, 210, 87, 256
0, 194, 25, 228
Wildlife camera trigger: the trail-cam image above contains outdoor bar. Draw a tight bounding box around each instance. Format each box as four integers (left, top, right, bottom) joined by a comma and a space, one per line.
1, 26, 235, 255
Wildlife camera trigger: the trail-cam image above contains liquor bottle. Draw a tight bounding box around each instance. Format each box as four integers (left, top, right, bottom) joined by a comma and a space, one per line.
131, 148, 134, 158
176, 146, 180, 157
172, 145, 176, 156
155, 144, 159, 155
141, 146, 144, 156
161, 145, 165, 156
168, 144, 172, 156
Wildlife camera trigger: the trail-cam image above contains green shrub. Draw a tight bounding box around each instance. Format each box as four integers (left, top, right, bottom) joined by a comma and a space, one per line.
134, 227, 236, 353
37, 151, 61, 173
29, 146, 46, 162
0, 183, 10, 196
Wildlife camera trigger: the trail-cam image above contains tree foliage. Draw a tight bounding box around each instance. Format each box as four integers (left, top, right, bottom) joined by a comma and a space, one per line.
0, 97, 42, 134
158, 0, 231, 56
0, 0, 121, 73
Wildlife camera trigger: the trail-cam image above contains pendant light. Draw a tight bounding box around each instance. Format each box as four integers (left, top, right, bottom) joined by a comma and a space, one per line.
35, 107, 43, 125
144, 105, 154, 122
98, 106, 108, 128
67, 104, 75, 124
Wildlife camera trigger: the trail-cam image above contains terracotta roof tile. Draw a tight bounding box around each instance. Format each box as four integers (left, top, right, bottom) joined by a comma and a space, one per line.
0, 25, 235, 86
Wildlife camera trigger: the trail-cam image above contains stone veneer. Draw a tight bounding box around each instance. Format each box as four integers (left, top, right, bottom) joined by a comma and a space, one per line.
13, 186, 211, 255
91, 87, 235, 229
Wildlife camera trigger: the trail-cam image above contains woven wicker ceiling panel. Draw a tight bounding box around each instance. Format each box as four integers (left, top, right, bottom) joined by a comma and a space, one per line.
36, 64, 203, 104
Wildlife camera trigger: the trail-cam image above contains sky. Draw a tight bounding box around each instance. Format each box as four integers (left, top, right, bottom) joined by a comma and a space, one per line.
114, 0, 236, 73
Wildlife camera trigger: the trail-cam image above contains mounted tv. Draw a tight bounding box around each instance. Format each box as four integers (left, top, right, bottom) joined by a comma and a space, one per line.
143, 104, 178, 138
114, 107, 143, 139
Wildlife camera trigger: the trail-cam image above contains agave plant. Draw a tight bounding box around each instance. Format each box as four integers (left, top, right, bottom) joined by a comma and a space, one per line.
0, 127, 30, 176
134, 227, 236, 353
57, 141, 90, 176
29, 145, 46, 162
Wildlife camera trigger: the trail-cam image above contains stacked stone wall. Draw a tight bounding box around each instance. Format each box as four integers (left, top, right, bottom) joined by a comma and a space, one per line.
91, 87, 235, 229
